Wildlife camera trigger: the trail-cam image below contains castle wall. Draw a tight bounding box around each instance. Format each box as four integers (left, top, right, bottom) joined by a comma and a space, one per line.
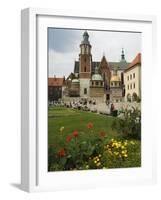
90, 87, 104, 98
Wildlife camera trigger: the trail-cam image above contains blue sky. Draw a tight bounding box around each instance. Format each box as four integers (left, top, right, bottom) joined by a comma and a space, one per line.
48, 28, 141, 77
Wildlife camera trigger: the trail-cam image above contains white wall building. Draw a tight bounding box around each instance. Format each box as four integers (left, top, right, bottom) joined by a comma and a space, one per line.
124, 53, 141, 102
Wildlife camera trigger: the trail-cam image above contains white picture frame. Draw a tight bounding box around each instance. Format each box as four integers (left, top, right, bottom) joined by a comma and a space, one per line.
21, 8, 157, 192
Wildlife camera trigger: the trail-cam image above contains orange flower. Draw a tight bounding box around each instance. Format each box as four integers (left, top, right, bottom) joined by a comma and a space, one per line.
57, 148, 65, 157
86, 122, 93, 129
66, 136, 72, 142
72, 131, 78, 137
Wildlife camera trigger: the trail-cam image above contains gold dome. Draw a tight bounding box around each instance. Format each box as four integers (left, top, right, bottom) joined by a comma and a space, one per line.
110, 75, 120, 82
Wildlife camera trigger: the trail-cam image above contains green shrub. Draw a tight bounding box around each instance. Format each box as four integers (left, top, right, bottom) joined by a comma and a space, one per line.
112, 107, 141, 140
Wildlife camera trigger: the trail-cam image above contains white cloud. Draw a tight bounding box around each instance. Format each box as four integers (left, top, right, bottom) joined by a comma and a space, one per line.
88, 30, 141, 62
49, 49, 79, 77
48, 29, 141, 78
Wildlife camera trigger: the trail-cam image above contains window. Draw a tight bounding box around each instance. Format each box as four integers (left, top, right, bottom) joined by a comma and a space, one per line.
96, 81, 98, 86
127, 94, 131, 102
111, 82, 113, 86
128, 85, 129, 90
84, 66, 86, 72
127, 76, 129, 81
84, 88, 87, 94
133, 83, 135, 88
130, 84, 132, 89
130, 74, 132, 80
133, 73, 135, 78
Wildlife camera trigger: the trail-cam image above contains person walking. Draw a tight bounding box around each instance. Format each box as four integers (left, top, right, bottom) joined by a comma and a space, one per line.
110, 103, 115, 114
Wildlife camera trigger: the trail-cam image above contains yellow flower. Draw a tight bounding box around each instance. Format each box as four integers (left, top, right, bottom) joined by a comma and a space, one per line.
130, 141, 135, 145
114, 151, 119, 156
60, 126, 64, 132
124, 154, 128, 158
124, 141, 128, 146
96, 162, 101, 167
116, 143, 121, 148
121, 145, 125, 149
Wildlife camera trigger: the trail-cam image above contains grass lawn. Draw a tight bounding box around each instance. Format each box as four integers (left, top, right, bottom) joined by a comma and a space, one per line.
48, 106, 141, 171
48, 106, 118, 146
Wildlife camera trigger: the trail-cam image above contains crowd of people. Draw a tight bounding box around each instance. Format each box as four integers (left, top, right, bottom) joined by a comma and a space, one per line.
49, 98, 117, 116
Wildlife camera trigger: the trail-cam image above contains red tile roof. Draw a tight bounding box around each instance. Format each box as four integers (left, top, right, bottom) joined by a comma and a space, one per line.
48, 77, 65, 86
125, 53, 141, 71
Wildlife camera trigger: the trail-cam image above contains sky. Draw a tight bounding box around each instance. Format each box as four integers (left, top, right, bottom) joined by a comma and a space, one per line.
48, 28, 141, 78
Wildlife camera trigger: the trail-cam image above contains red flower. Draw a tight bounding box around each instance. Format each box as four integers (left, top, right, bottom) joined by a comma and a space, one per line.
72, 131, 78, 137
57, 148, 65, 157
86, 122, 93, 129
100, 131, 106, 138
66, 136, 72, 142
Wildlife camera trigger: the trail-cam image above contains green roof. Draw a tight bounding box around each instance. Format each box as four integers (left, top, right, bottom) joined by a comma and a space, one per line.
92, 74, 103, 81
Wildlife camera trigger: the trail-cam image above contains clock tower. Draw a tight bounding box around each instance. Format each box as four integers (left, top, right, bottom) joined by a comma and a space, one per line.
79, 31, 92, 97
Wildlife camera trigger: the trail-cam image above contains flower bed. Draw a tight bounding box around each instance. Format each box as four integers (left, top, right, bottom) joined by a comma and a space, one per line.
48, 122, 141, 171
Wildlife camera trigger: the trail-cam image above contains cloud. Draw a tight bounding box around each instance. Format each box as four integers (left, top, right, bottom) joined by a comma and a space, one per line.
48, 28, 81, 53
48, 49, 79, 77
48, 28, 141, 78
88, 30, 141, 62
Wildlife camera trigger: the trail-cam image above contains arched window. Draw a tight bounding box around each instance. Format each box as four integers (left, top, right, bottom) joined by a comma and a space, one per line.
132, 93, 137, 101
127, 93, 131, 102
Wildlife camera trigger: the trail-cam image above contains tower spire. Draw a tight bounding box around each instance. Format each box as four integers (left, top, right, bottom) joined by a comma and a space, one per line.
81, 30, 90, 45
121, 48, 125, 60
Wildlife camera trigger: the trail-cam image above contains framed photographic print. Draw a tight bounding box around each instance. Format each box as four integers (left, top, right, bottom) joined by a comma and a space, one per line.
21, 8, 157, 192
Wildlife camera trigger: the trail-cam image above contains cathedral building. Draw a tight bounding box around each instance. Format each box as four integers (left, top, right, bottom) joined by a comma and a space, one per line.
48, 31, 141, 104
64, 31, 130, 102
